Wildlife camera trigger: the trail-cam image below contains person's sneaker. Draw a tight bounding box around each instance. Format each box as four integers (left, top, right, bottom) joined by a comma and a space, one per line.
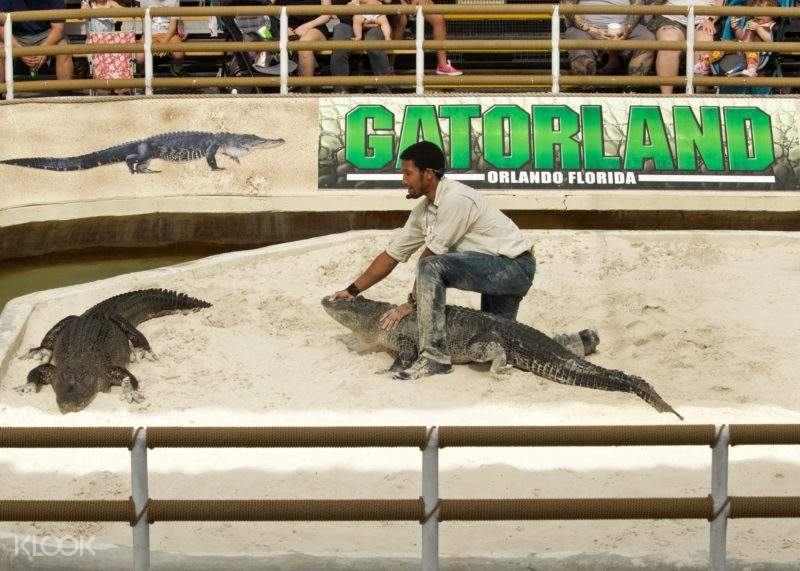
393, 357, 453, 380
435, 60, 462, 76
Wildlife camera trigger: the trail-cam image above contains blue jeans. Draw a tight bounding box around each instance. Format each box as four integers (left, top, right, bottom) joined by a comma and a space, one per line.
416, 251, 536, 365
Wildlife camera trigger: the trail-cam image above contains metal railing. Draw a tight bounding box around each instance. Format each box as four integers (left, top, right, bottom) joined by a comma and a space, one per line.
2, 4, 800, 96
2, 424, 800, 570
4, 4, 800, 97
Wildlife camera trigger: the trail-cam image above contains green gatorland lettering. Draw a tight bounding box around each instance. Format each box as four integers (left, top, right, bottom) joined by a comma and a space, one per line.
343, 104, 775, 173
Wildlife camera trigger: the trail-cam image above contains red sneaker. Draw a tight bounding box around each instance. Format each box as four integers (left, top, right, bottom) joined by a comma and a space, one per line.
435, 60, 462, 76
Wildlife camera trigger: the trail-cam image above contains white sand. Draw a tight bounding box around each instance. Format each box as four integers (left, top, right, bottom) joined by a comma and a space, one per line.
1, 230, 799, 569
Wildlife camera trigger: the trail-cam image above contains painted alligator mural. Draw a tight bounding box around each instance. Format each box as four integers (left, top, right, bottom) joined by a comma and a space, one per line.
0, 131, 285, 173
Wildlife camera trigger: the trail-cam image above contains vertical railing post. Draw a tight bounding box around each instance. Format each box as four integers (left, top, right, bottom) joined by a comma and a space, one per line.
143, 8, 153, 95
279, 7, 288, 94
131, 428, 150, 571
550, 4, 560, 94
685, 5, 695, 94
421, 427, 439, 571
415, 5, 424, 94
710, 424, 730, 571
3, 13, 14, 100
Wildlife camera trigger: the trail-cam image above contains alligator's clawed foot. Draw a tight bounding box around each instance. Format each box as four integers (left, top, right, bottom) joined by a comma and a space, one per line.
393, 357, 452, 381
490, 363, 514, 376
23, 348, 51, 362
14, 382, 37, 394
121, 380, 145, 404
132, 348, 159, 362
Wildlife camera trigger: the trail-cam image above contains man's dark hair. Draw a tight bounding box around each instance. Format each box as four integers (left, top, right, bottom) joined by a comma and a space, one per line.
399, 141, 446, 177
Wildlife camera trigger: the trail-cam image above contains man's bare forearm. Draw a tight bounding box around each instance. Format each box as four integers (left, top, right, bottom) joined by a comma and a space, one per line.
42, 24, 65, 46
624, 0, 643, 32
353, 251, 399, 292
563, 0, 603, 35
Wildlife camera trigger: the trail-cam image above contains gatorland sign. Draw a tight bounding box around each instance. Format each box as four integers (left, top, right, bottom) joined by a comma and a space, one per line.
317, 97, 800, 191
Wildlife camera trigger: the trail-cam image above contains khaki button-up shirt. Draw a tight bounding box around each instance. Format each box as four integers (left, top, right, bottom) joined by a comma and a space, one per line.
385, 177, 533, 263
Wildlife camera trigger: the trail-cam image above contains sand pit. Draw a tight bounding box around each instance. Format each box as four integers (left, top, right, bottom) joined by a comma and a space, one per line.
0, 230, 799, 569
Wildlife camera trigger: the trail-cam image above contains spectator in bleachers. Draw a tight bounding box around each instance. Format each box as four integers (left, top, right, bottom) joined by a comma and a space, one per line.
83, 0, 133, 93
388, 0, 462, 76
275, 0, 332, 83
136, 0, 187, 76
330, 0, 391, 92
695, 0, 777, 77
562, 0, 655, 78
352, 0, 392, 41
83, 0, 122, 34
648, 0, 723, 94
0, 0, 75, 86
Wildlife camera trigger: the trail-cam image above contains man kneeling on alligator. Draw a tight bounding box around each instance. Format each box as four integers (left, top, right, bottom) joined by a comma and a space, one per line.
331, 141, 596, 381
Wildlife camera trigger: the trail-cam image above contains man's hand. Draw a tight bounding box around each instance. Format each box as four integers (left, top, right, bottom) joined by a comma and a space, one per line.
698, 17, 716, 36
744, 20, 762, 32
379, 303, 414, 331
22, 55, 45, 69
331, 289, 355, 301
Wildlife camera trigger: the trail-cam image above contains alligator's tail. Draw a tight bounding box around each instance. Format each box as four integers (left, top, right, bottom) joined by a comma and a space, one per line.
83, 288, 212, 325
0, 142, 137, 171
525, 357, 683, 420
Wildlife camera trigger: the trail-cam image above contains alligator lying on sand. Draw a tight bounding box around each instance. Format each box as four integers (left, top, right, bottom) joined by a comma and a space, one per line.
0, 131, 284, 173
322, 296, 682, 419
18, 289, 211, 413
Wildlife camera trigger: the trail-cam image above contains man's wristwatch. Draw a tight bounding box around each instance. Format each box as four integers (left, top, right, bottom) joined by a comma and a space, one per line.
407, 292, 417, 309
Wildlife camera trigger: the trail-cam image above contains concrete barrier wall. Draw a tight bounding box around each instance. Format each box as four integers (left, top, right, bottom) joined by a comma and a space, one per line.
1, 94, 799, 249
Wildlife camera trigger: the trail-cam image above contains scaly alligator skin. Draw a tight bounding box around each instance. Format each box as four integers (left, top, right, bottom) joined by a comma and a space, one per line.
322, 296, 682, 419
0, 131, 284, 173
18, 289, 212, 413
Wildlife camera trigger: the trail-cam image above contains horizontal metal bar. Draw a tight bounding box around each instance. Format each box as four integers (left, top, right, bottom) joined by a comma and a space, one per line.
0, 427, 134, 448
13, 38, 800, 60
6, 74, 800, 94
0, 500, 134, 522
729, 425, 800, 446
730, 496, 800, 518
6, 4, 800, 22
146, 426, 429, 448
438, 426, 716, 447
2, 426, 800, 449
440, 497, 714, 520
148, 499, 424, 522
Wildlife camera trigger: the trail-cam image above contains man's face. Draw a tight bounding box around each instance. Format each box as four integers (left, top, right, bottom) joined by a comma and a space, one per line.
401, 159, 428, 199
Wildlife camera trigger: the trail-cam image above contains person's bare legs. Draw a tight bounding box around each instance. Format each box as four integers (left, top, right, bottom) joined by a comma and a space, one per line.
628, 50, 654, 76
377, 15, 392, 40
297, 27, 326, 91
353, 15, 364, 40
412, 0, 448, 69
55, 53, 74, 81
163, 33, 185, 70
388, 14, 406, 71
692, 27, 713, 91
655, 25, 683, 94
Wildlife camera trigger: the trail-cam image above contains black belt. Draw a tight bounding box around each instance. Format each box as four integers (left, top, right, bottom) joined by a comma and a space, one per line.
515, 250, 532, 259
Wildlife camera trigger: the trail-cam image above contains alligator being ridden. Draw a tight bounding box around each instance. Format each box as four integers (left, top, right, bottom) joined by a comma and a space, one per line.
18, 289, 211, 413
322, 296, 683, 419
0, 132, 284, 173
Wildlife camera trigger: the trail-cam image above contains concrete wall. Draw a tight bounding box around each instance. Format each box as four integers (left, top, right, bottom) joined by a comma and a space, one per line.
1, 94, 798, 258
